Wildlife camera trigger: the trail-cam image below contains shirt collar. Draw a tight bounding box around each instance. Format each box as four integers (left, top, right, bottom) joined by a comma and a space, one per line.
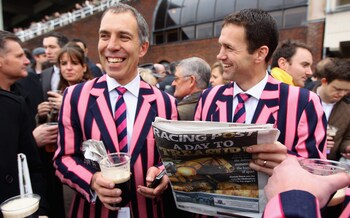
53, 65, 60, 74
233, 71, 268, 100
106, 74, 140, 98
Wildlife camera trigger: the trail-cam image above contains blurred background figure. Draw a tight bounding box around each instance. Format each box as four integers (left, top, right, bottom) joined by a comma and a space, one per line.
172, 57, 210, 120
138, 67, 157, 86
210, 61, 229, 87
71, 38, 103, 78
311, 58, 350, 161
28, 47, 48, 78
270, 39, 313, 87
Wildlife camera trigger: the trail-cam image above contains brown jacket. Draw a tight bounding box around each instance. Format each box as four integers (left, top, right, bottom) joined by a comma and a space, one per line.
313, 83, 350, 160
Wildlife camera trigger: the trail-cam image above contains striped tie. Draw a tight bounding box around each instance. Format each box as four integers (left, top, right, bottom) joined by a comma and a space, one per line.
233, 93, 251, 123
115, 87, 128, 152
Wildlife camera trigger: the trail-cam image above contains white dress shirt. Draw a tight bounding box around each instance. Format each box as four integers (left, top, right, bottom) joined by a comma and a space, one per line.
51, 65, 60, 91
232, 72, 269, 124
107, 74, 139, 152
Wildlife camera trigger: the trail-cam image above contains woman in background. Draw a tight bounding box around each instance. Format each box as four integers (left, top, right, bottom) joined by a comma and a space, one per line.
209, 61, 229, 87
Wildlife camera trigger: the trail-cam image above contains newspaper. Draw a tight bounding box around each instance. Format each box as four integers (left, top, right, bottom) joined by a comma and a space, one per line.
152, 117, 280, 218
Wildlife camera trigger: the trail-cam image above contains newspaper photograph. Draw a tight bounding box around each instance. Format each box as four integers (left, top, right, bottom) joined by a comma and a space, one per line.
152, 118, 280, 218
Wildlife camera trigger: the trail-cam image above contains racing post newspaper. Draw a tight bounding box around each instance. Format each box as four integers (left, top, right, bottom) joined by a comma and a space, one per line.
152, 118, 280, 218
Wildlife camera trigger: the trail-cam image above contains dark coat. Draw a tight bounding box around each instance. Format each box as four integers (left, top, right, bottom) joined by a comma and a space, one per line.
0, 89, 48, 216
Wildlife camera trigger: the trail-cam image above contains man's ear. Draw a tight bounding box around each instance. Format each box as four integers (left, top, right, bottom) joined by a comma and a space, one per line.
321, 78, 328, 86
139, 42, 149, 58
277, 57, 288, 70
254, 45, 269, 64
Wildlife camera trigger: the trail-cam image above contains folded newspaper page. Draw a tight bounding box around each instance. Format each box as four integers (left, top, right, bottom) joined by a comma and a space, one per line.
152, 117, 280, 218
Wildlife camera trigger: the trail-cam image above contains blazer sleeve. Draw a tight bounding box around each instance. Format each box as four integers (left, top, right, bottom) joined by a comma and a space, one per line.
263, 190, 322, 218
53, 85, 96, 202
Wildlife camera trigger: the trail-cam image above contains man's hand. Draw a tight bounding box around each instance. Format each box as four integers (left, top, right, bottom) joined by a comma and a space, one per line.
91, 172, 122, 210
137, 166, 169, 199
265, 156, 350, 207
341, 145, 350, 159
246, 141, 288, 176
33, 124, 58, 147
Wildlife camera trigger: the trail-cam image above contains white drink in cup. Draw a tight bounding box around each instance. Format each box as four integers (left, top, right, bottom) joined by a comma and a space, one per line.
299, 159, 349, 210
1, 194, 40, 218
99, 153, 131, 207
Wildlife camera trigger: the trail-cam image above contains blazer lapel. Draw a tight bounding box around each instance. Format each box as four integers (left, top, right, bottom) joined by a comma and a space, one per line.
252, 76, 280, 126
214, 83, 234, 122
89, 76, 119, 153
129, 82, 156, 166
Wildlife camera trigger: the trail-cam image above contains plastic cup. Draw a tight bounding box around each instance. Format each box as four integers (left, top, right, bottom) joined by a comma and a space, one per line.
0, 194, 40, 218
299, 158, 349, 209
299, 158, 350, 176
99, 153, 131, 207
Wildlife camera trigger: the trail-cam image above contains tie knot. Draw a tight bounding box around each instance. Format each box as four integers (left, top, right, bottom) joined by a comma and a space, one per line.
116, 87, 127, 95
237, 93, 250, 103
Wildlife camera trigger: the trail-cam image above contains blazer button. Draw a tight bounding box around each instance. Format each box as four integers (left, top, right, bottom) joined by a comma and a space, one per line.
5, 174, 14, 183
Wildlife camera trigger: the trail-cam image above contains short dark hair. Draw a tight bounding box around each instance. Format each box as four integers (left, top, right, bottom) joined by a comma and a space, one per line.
223, 8, 279, 63
0, 30, 21, 52
271, 39, 312, 68
323, 58, 350, 83
71, 38, 87, 49
42, 32, 69, 48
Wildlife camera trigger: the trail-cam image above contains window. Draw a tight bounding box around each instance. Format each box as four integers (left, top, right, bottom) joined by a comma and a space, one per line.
284, 7, 307, 28
153, 0, 308, 45
196, 23, 213, 39
259, 0, 284, 11
236, 0, 258, 11
215, 0, 235, 19
181, 26, 195, 40
197, 0, 215, 21
269, 11, 283, 29
214, 21, 223, 37
167, 29, 179, 42
166, 0, 183, 27
181, 0, 198, 25
155, 0, 168, 29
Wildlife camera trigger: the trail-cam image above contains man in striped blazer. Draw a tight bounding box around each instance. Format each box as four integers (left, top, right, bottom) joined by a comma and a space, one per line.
53, 3, 178, 218
194, 9, 327, 175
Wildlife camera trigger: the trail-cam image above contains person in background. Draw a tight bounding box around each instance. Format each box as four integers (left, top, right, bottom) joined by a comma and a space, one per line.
57, 43, 93, 91
53, 3, 178, 217
194, 9, 326, 177
71, 38, 104, 78
41, 32, 69, 100
138, 67, 157, 86
263, 156, 350, 218
311, 58, 350, 161
209, 61, 229, 87
0, 30, 48, 217
28, 47, 48, 78
172, 57, 210, 120
270, 39, 313, 87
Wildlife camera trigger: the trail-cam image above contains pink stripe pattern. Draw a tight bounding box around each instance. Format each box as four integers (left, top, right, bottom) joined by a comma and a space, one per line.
115, 87, 128, 152
233, 93, 251, 123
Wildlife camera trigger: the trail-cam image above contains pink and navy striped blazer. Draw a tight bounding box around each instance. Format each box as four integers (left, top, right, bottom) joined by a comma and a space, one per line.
53, 75, 178, 218
194, 76, 327, 158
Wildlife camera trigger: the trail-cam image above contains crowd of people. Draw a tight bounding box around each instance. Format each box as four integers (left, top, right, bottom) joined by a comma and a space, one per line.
1, 2, 350, 218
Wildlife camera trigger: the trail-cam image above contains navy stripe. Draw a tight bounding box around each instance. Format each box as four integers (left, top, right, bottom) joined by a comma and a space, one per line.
277, 83, 288, 149
280, 190, 318, 218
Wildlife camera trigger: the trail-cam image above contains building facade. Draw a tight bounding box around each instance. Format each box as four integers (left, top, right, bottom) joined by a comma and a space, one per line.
22, 0, 348, 67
